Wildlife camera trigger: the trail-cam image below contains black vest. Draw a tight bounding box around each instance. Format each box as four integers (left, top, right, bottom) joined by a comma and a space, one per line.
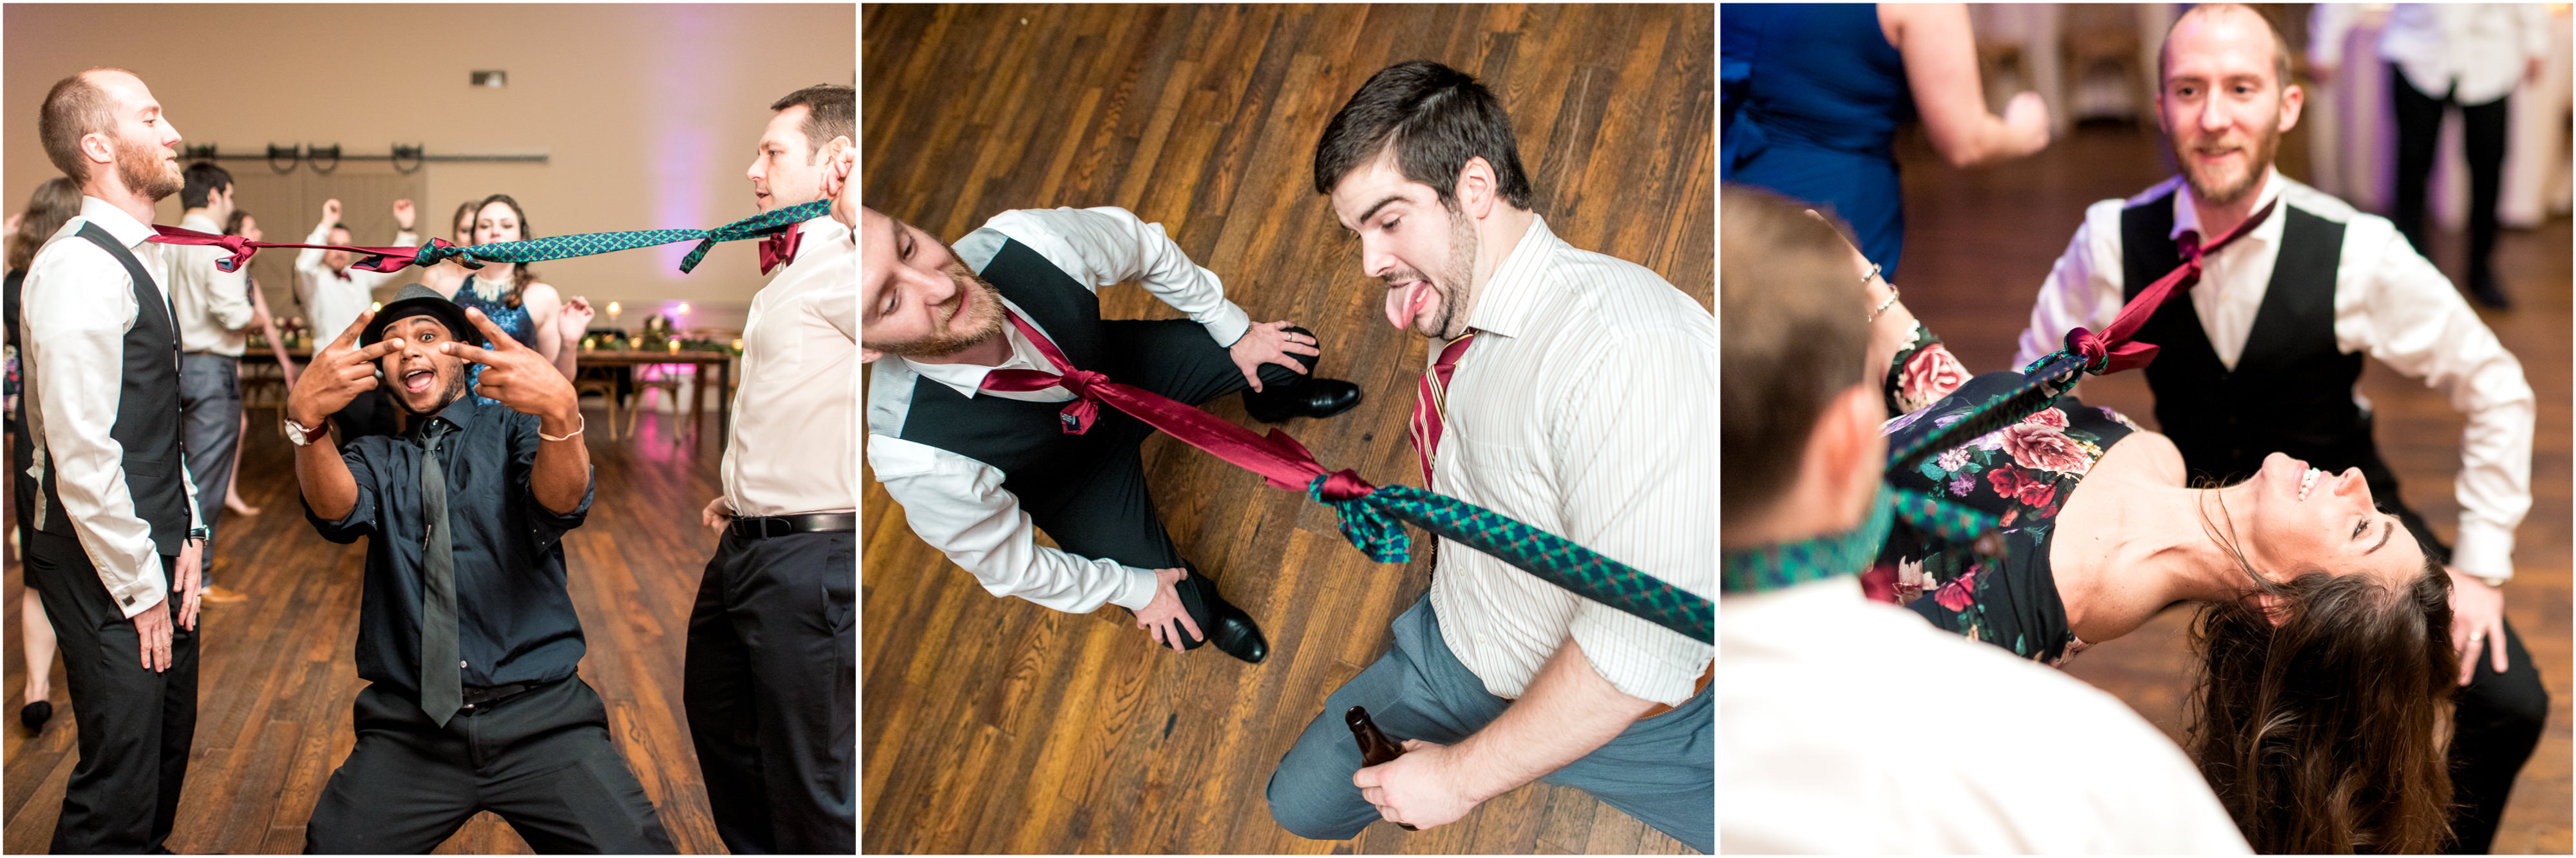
2119, 189, 2380, 485
35, 223, 191, 555
894, 239, 1110, 482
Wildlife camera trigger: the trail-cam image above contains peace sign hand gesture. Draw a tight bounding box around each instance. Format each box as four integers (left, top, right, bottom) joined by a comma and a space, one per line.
286, 311, 399, 428
439, 307, 579, 427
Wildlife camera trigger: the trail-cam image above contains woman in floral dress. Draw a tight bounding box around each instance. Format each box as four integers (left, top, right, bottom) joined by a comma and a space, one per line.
1837, 227, 2459, 853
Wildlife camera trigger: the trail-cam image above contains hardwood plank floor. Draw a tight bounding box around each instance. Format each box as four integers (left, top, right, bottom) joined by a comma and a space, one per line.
861, 5, 1713, 853
1891, 120, 2572, 854
4, 404, 734, 853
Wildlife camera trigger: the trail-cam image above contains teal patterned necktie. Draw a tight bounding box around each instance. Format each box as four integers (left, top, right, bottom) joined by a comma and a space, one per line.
146, 198, 835, 275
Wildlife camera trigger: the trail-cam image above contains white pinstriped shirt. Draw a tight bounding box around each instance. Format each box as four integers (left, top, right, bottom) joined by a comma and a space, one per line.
1428, 216, 1715, 706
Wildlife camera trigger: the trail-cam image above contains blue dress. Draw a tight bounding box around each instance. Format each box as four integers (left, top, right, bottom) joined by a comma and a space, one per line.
1722, 3, 1915, 275
451, 275, 538, 402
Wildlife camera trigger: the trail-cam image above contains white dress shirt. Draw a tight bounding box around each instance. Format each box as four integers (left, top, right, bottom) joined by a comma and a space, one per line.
2312, 3, 2552, 106
19, 196, 204, 618
1428, 216, 1714, 707
722, 214, 858, 518
1721, 577, 2253, 854
866, 207, 1255, 615
2013, 170, 2535, 581
169, 211, 254, 355
294, 222, 415, 341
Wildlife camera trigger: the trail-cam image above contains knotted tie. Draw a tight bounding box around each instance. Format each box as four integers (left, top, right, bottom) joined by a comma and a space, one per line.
145, 198, 833, 275
1408, 331, 1477, 489
971, 310, 1710, 642
417, 420, 463, 727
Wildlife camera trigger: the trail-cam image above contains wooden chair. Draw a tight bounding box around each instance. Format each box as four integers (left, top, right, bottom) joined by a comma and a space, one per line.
623, 363, 687, 438
573, 368, 623, 441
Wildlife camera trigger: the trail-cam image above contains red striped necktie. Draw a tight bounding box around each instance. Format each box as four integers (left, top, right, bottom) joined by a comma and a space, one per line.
1408, 331, 1478, 489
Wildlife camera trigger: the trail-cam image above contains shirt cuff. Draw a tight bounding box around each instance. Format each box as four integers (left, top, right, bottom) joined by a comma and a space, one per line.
1106, 565, 1159, 612
111, 576, 166, 619
2450, 517, 2516, 583
1202, 301, 1251, 348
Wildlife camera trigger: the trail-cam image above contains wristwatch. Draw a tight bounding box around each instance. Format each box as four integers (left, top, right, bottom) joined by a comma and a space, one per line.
284, 416, 330, 447
187, 527, 209, 542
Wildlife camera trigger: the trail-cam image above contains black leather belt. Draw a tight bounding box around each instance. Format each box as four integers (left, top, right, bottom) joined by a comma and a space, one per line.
460, 682, 535, 709
730, 512, 856, 539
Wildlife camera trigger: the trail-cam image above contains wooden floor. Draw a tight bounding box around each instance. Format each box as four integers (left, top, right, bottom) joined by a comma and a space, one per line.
1893, 122, 2573, 853
3, 404, 735, 854
861, 5, 1712, 855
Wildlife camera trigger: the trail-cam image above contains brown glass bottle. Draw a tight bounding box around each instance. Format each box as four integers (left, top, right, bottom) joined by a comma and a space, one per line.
1345, 707, 1417, 830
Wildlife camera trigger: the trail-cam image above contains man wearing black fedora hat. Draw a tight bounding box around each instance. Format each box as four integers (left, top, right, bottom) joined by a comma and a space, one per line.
284, 283, 674, 852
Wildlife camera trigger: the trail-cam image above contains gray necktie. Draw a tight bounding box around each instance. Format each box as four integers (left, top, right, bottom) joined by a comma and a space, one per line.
419, 420, 462, 727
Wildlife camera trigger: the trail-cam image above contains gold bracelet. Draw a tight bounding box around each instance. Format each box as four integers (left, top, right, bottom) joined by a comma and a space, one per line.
539, 415, 585, 442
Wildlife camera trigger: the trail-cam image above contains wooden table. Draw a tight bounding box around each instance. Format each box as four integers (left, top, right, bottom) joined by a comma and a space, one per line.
240, 346, 737, 438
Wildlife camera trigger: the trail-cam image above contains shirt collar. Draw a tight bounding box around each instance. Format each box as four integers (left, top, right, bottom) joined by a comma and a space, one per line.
77, 195, 155, 250
2168, 166, 2284, 246
1461, 214, 1562, 340
408, 393, 486, 441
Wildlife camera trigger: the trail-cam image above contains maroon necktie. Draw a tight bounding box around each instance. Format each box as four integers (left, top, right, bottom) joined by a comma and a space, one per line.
2064, 198, 2278, 373
759, 228, 802, 275
1406, 331, 1477, 489
976, 309, 1375, 495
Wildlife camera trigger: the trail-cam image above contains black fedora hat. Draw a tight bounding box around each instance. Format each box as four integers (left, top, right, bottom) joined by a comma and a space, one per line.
364, 283, 486, 348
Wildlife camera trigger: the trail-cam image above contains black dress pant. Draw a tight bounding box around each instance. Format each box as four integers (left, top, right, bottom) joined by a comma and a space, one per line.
684, 529, 856, 854
2391, 64, 2510, 286
1012, 319, 1316, 570
2371, 480, 2548, 855
304, 676, 674, 853
23, 530, 197, 854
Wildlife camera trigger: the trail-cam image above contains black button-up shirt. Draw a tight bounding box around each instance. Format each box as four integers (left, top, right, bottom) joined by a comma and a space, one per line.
305, 395, 594, 700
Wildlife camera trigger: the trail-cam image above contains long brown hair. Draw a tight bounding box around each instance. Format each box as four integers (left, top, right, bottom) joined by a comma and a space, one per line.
2188, 489, 2458, 853
8, 177, 81, 272
468, 193, 538, 308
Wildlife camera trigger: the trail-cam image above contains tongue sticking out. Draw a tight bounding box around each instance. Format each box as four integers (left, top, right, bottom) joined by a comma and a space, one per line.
406, 371, 434, 394
1385, 281, 1433, 331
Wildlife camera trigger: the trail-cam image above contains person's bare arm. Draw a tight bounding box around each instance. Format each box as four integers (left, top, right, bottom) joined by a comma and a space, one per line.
1884, 3, 2050, 168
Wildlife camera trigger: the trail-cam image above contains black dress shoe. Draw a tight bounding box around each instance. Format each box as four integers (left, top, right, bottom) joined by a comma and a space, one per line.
2468, 271, 2511, 310
1171, 567, 1269, 664
1243, 377, 1362, 424
20, 699, 50, 732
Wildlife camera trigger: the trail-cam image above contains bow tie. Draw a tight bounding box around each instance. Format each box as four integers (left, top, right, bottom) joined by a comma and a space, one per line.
331, 268, 352, 281
759, 228, 803, 275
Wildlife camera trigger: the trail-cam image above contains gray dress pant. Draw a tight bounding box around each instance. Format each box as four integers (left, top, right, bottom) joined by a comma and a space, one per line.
178, 352, 240, 587
1265, 595, 1713, 852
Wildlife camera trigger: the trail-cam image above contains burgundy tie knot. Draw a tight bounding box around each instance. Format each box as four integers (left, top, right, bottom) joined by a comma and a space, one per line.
1314, 469, 1376, 502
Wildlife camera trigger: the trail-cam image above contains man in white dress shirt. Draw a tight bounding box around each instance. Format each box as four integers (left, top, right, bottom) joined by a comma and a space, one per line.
1265, 60, 1712, 850
168, 161, 255, 604
19, 66, 209, 854
2012, 6, 2542, 850
295, 196, 417, 439
2311, 3, 2552, 308
685, 84, 858, 855
1717, 185, 2250, 854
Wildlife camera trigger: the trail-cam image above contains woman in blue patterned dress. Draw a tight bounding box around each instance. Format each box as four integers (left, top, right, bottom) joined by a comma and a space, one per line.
427, 194, 592, 384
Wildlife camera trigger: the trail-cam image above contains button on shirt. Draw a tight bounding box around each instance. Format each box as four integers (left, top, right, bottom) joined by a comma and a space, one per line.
19, 196, 203, 618
865, 207, 1254, 615
724, 215, 858, 518
1428, 216, 1716, 706
294, 222, 415, 341
168, 211, 255, 355
305, 395, 594, 698
2013, 169, 2535, 581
